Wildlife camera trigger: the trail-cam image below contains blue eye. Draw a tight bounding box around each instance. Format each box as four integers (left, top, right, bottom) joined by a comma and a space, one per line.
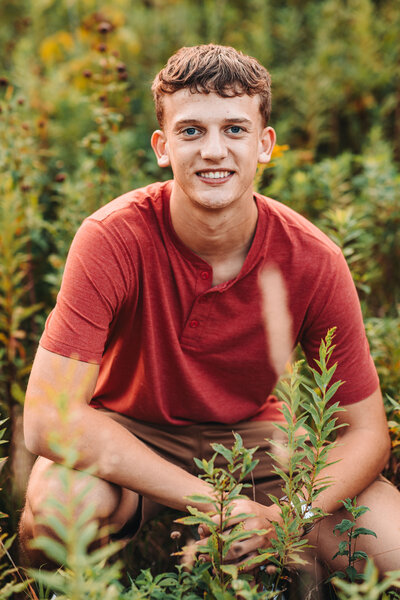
228, 126, 242, 134
184, 127, 199, 136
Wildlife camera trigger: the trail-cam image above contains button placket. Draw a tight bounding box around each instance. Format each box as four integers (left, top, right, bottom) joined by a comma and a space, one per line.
180, 267, 213, 345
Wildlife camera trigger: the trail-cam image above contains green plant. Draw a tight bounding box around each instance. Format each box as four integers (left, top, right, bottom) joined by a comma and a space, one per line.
0, 83, 46, 502
169, 328, 344, 598
332, 559, 400, 600
0, 417, 35, 598
176, 432, 270, 590
253, 328, 345, 594
30, 458, 124, 599
22, 329, 343, 599
330, 498, 377, 584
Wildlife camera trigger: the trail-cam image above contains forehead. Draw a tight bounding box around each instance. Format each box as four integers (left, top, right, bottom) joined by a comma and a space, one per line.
162, 89, 263, 129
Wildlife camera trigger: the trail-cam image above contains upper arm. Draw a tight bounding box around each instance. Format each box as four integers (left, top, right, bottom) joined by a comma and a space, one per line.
300, 251, 379, 407
40, 218, 134, 364
336, 386, 390, 458
24, 346, 99, 453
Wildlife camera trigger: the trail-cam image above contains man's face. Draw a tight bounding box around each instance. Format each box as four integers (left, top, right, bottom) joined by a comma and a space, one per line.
151, 89, 275, 211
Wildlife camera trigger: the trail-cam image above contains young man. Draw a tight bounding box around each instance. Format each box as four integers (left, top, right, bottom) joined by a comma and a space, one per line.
21, 44, 400, 574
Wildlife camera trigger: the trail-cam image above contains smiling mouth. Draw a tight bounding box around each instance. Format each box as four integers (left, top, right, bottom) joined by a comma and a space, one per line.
196, 170, 234, 181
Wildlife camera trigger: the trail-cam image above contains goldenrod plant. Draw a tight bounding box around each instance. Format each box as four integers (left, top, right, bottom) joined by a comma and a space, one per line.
3, 330, 390, 599
0, 417, 36, 598
0, 84, 46, 500
332, 560, 400, 600
28, 398, 124, 600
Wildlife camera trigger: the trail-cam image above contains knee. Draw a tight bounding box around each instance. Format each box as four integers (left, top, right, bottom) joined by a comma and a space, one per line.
24, 459, 122, 532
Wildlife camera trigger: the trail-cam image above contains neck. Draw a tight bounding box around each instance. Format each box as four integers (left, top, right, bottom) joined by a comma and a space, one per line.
170, 186, 258, 282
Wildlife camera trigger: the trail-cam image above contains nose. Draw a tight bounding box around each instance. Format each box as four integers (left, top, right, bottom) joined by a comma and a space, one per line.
200, 131, 228, 161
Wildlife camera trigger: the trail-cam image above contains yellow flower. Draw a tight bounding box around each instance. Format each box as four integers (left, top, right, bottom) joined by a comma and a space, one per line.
39, 31, 74, 65
271, 143, 290, 160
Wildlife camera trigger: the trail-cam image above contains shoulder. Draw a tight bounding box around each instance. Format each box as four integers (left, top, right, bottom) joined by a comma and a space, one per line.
71, 180, 172, 259
88, 180, 172, 224
255, 192, 341, 259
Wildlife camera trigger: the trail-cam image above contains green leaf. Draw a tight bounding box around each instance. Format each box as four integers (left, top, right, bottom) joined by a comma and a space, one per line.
75, 520, 98, 554
337, 541, 349, 556
345, 565, 359, 582
211, 443, 233, 464
325, 379, 344, 402
333, 519, 354, 534
30, 535, 67, 565
193, 457, 205, 471
10, 382, 26, 405
353, 527, 377, 538
241, 551, 273, 568
185, 494, 212, 504
42, 513, 68, 542
220, 564, 238, 579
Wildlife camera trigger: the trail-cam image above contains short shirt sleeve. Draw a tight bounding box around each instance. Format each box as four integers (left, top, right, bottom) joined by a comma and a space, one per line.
40, 218, 134, 363
299, 250, 379, 405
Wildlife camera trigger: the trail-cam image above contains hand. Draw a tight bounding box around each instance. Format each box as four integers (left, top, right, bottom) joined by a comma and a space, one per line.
195, 498, 282, 572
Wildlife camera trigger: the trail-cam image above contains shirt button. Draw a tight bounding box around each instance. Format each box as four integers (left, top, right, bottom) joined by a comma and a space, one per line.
200, 271, 210, 280
189, 319, 199, 328
198, 295, 208, 304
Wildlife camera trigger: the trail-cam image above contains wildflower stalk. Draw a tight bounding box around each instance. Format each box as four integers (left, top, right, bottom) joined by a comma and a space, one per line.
176, 433, 270, 588
28, 393, 123, 600
258, 327, 345, 593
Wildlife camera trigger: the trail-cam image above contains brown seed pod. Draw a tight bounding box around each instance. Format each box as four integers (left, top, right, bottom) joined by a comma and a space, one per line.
97, 21, 113, 35
83, 69, 93, 78
55, 173, 66, 183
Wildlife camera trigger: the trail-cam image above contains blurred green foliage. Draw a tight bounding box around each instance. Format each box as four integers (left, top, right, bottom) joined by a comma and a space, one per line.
0, 0, 399, 592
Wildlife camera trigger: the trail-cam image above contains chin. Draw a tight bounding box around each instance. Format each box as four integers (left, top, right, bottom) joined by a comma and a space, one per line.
195, 196, 235, 210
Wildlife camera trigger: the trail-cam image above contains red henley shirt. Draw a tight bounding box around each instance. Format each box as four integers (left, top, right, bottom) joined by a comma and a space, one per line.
40, 180, 379, 425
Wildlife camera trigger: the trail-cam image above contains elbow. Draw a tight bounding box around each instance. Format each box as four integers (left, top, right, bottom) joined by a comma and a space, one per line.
382, 428, 392, 468
23, 401, 57, 457
23, 409, 44, 456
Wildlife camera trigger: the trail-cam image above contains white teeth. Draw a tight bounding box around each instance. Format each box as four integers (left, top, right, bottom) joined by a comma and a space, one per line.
198, 171, 231, 179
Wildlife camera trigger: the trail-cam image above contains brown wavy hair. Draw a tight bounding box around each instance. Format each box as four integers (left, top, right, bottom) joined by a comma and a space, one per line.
152, 44, 272, 127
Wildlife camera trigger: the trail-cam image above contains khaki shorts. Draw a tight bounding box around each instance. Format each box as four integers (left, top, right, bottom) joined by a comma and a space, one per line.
100, 409, 285, 540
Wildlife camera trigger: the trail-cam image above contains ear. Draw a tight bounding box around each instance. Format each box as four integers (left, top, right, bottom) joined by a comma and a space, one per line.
258, 127, 276, 164
151, 130, 171, 167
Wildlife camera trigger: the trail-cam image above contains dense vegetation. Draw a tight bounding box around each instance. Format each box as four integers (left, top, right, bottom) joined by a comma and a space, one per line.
0, 0, 399, 597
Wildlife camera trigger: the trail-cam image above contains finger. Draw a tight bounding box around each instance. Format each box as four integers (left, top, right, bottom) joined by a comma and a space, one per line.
266, 564, 278, 575
224, 534, 264, 563
238, 552, 259, 573
198, 525, 208, 538
179, 540, 199, 569
198, 554, 209, 563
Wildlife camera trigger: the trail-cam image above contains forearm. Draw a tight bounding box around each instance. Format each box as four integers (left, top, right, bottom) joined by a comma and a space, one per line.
24, 346, 213, 512
309, 421, 390, 515
26, 401, 212, 511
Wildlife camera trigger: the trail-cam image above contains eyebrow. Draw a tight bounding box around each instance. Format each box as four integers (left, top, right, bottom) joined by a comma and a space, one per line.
173, 117, 253, 129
